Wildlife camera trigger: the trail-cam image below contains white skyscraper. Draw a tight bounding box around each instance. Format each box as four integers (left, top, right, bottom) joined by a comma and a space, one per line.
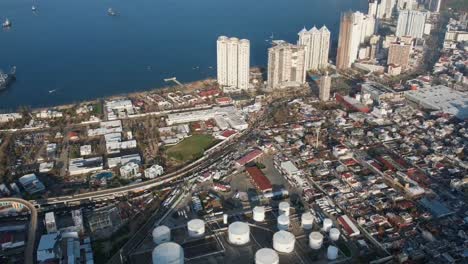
217, 36, 250, 91
267, 41, 307, 89
298, 25, 330, 71
376, 0, 395, 19
396, 10, 427, 38
336, 11, 376, 70
319, 72, 331, 101
368, 0, 378, 17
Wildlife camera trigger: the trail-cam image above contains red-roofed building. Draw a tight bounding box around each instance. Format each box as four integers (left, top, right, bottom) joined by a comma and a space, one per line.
198, 89, 221, 99
235, 149, 263, 167
215, 97, 233, 105
246, 167, 272, 193
337, 215, 360, 237
221, 130, 237, 138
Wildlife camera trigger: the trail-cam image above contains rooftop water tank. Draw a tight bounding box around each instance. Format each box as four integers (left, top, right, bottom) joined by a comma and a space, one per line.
301, 212, 314, 230
273, 230, 295, 253
187, 219, 205, 238
152, 225, 171, 245
253, 206, 265, 222
327, 245, 338, 260
152, 242, 184, 264
309, 232, 324, 249
277, 214, 290, 230
228, 222, 250, 245
255, 248, 279, 264
329, 228, 340, 241
322, 218, 333, 232
278, 201, 290, 216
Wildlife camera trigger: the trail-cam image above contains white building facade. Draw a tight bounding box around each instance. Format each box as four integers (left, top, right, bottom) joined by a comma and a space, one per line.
267, 41, 307, 89
298, 26, 330, 71
396, 10, 427, 39
217, 36, 250, 92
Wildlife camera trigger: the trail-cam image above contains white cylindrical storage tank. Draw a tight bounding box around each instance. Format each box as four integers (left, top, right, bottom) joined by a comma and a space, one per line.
277, 214, 290, 230
327, 245, 338, 260
228, 222, 250, 245
309, 232, 324, 249
187, 219, 205, 238
329, 228, 340, 241
278, 201, 290, 216
223, 214, 228, 225
152, 225, 171, 244
301, 212, 314, 230
253, 206, 265, 222
322, 218, 332, 232
255, 248, 279, 264
152, 242, 184, 264
273, 230, 295, 253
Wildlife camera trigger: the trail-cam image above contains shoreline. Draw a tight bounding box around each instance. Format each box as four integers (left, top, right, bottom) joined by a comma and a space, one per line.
0, 77, 218, 113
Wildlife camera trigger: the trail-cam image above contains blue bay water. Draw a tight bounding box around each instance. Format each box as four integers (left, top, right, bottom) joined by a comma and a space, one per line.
0, 0, 367, 110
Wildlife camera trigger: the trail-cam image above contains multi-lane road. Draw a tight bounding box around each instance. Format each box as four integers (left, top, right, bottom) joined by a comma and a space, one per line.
0, 198, 37, 264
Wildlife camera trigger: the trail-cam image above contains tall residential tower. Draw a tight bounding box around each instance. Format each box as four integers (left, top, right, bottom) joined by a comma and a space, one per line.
217, 36, 250, 91
336, 11, 376, 70
267, 41, 307, 89
396, 10, 427, 38
298, 26, 330, 71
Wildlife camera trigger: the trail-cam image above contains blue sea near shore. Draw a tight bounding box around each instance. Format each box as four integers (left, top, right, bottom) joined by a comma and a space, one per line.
0, 0, 367, 110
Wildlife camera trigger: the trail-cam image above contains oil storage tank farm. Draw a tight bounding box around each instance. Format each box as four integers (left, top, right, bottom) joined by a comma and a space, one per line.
228, 221, 250, 245
301, 212, 314, 230
278, 201, 290, 216
277, 214, 290, 230
152, 242, 184, 264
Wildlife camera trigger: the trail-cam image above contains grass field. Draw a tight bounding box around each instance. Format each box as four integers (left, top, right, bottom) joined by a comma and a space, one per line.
166, 134, 218, 162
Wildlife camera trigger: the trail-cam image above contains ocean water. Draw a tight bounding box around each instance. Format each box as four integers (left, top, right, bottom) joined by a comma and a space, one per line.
0, 0, 367, 110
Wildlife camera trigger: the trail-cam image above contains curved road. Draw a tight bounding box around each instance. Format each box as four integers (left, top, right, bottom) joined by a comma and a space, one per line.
0, 198, 37, 264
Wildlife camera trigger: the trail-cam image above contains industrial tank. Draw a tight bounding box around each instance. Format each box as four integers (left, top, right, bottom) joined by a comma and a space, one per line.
273, 230, 295, 253
152, 242, 184, 264
329, 228, 340, 241
255, 248, 279, 264
278, 201, 290, 216
327, 245, 338, 260
152, 225, 171, 244
277, 214, 290, 230
322, 218, 333, 232
228, 222, 250, 245
187, 219, 205, 238
309, 232, 324, 249
253, 206, 265, 222
301, 212, 314, 230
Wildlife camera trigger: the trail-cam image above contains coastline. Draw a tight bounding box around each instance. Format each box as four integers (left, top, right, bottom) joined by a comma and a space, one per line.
1, 77, 218, 113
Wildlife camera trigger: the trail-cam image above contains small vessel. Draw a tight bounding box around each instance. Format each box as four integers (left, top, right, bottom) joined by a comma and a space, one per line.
0, 66, 16, 91
48, 89, 57, 94
2, 18, 11, 28
32, 6, 36, 11
108, 8, 116, 16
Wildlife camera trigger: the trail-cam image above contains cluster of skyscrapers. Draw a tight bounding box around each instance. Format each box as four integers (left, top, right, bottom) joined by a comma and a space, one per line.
216, 0, 435, 98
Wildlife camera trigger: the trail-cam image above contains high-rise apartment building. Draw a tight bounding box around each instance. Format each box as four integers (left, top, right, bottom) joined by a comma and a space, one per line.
298, 26, 330, 71
217, 36, 250, 91
376, 0, 395, 19
319, 72, 331, 101
388, 41, 412, 68
267, 41, 307, 89
336, 12, 376, 70
396, 10, 427, 38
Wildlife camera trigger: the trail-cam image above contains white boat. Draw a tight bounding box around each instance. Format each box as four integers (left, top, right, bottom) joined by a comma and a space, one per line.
107, 8, 116, 16
32, 6, 37, 11
2, 18, 11, 28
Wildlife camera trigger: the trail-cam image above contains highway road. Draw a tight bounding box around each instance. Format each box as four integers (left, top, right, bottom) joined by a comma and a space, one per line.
0, 198, 38, 264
